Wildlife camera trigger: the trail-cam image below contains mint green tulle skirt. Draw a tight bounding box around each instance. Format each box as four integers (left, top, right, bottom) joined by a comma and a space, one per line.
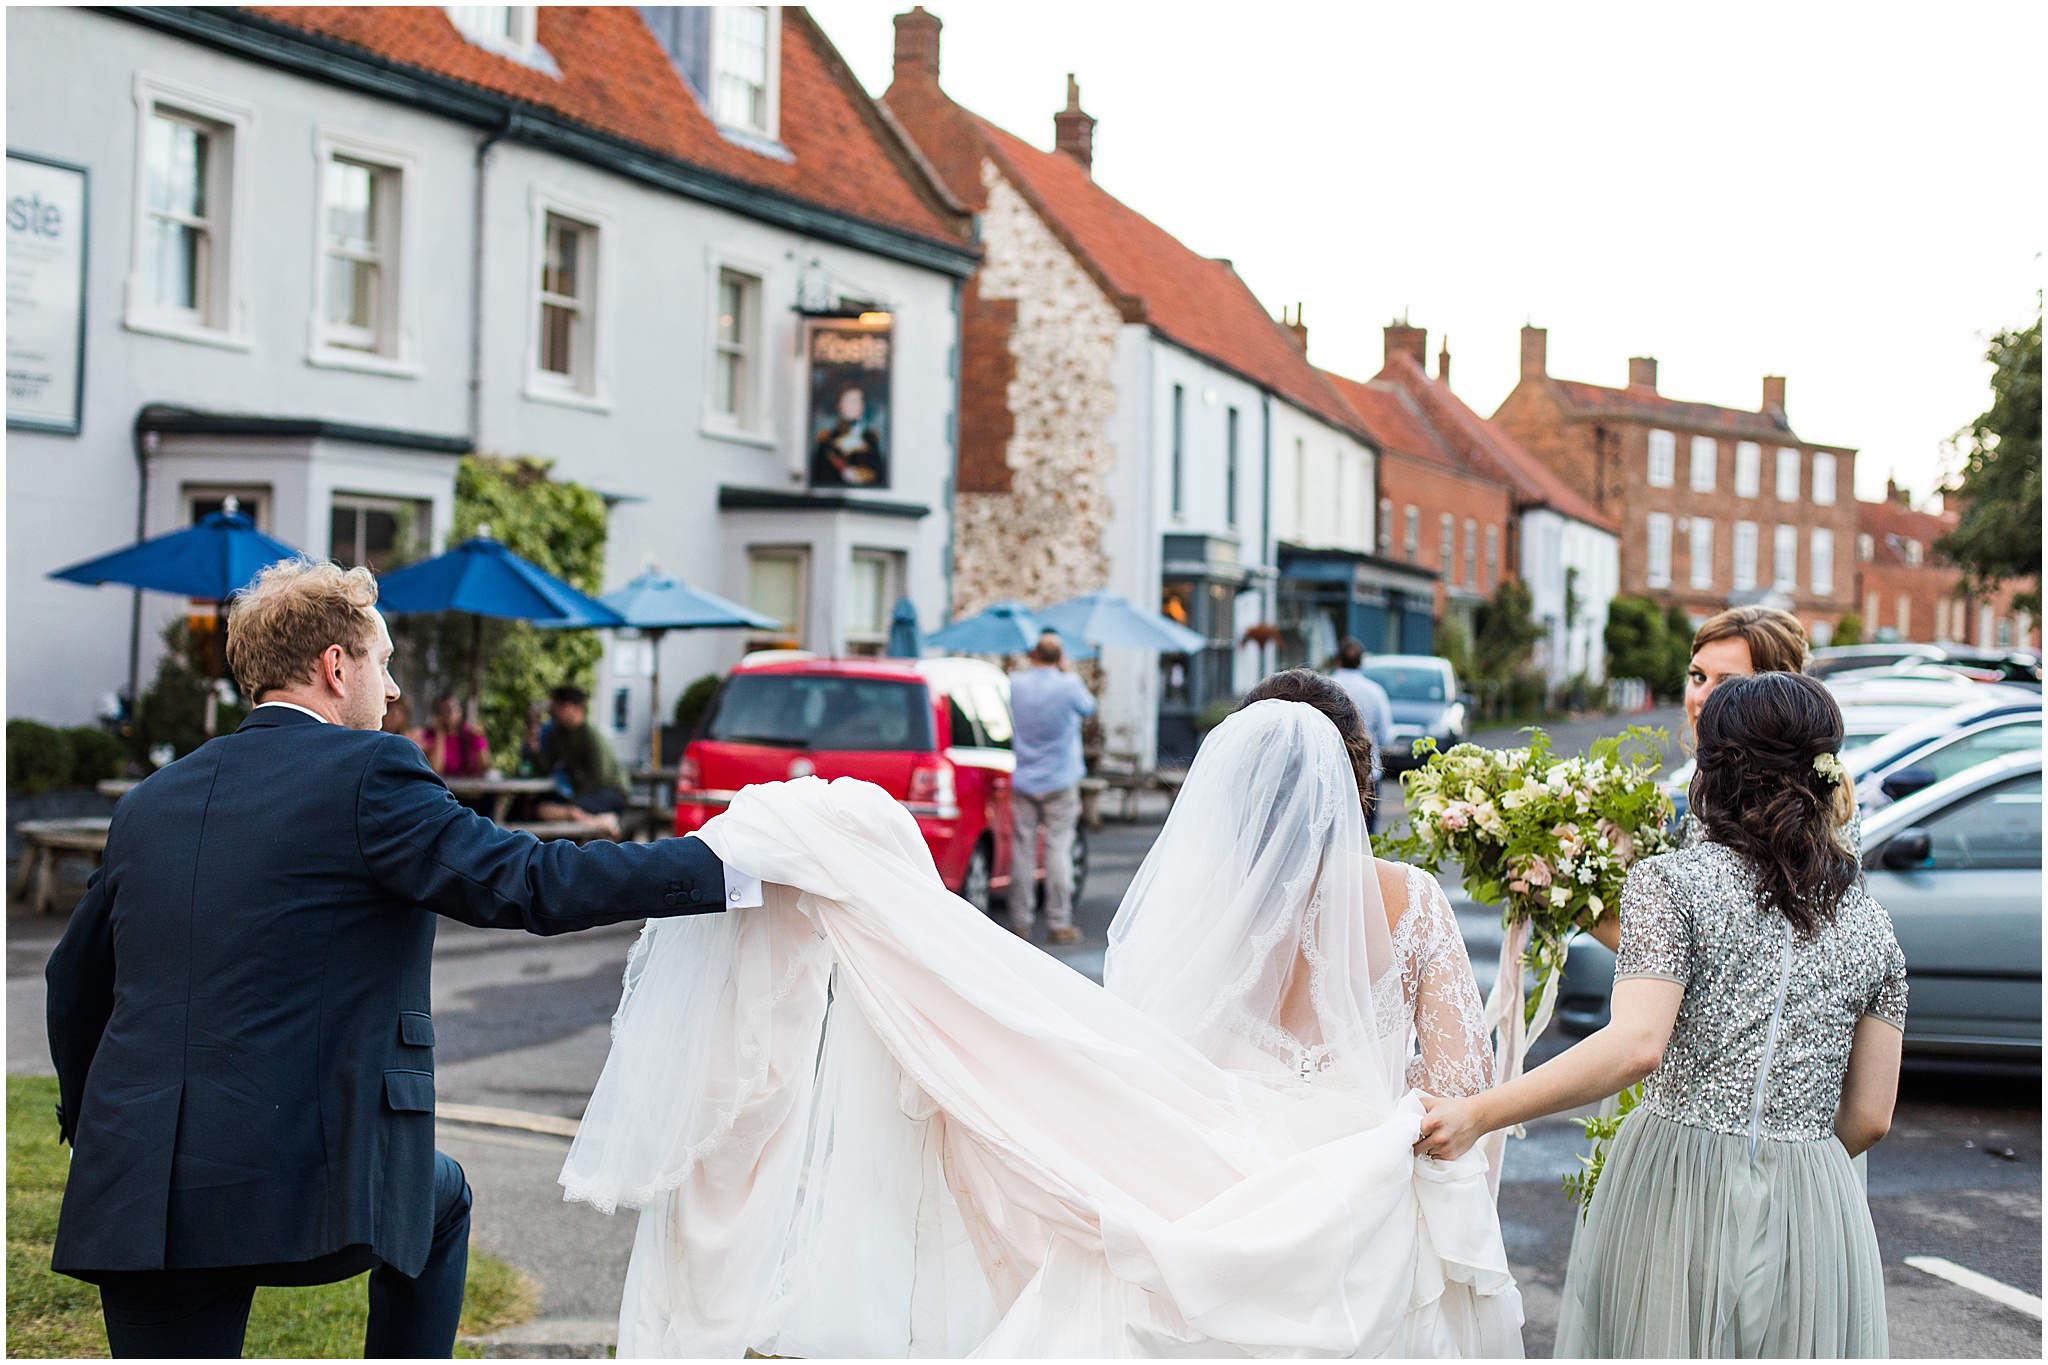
1554, 1109, 1887, 1358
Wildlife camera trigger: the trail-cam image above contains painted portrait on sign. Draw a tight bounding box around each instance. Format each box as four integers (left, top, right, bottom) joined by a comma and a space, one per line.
807, 323, 891, 489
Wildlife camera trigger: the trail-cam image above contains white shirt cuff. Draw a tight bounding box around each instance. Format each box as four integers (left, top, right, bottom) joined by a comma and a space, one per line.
723, 868, 763, 909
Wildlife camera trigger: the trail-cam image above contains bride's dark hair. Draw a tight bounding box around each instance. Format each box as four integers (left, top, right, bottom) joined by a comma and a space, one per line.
1236, 670, 1377, 821
1691, 671, 1858, 936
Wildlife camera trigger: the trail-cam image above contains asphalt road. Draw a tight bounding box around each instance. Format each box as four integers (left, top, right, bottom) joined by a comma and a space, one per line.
8, 710, 2039, 1353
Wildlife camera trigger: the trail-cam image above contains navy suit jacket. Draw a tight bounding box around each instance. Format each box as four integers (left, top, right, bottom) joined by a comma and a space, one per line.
45, 706, 727, 1278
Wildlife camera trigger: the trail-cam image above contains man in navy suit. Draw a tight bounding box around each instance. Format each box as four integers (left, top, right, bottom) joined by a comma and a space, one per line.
45, 560, 759, 1357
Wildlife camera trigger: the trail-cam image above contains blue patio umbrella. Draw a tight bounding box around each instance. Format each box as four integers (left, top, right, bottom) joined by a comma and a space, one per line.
50, 498, 308, 734
51, 502, 304, 600
887, 596, 924, 660
590, 567, 777, 769
1037, 590, 1207, 654
376, 530, 623, 718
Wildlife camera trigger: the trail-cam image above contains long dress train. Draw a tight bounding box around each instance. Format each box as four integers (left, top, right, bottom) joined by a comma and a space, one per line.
562, 699, 1523, 1357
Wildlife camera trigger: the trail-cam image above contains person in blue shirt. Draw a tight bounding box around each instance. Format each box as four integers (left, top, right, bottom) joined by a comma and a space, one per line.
1328, 637, 1394, 833
1006, 631, 1097, 943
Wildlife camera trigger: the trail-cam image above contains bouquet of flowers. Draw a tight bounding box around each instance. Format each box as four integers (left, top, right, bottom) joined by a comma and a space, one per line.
1385, 726, 1673, 1180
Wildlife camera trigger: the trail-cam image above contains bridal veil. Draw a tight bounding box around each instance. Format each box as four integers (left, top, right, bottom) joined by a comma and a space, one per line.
561, 699, 1521, 1357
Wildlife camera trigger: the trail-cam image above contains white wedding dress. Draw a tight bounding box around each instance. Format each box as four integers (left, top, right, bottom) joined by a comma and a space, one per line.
561, 699, 1522, 1357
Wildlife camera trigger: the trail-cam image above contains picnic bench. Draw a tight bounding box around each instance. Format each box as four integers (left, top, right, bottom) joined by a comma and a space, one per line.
1078, 759, 1189, 829
13, 818, 111, 914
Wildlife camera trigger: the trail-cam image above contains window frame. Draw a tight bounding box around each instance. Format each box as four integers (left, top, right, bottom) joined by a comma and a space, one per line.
1377, 498, 1393, 555
702, 249, 771, 443
307, 128, 417, 376
443, 7, 557, 72
126, 73, 253, 350
844, 547, 905, 656
328, 491, 429, 573
1439, 511, 1454, 576
1810, 526, 1835, 596
1772, 523, 1798, 592
1170, 384, 1185, 519
1812, 451, 1837, 505
745, 545, 809, 651
1484, 523, 1500, 592
1225, 406, 1240, 529
1646, 429, 1676, 488
1688, 517, 1715, 590
524, 187, 612, 410
1646, 512, 1673, 589
1689, 435, 1717, 493
1463, 517, 1478, 588
1403, 505, 1419, 563
1732, 520, 1759, 590
708, 6, 783, 143
1734, 441, 1761, 498
1775, 446, 1801, 503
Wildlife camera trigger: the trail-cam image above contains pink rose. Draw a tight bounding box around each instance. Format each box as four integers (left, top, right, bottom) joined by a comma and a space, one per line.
1522, 856, 1552, 887
1441, 802, 1473, 831
1598, 819, 1635, 863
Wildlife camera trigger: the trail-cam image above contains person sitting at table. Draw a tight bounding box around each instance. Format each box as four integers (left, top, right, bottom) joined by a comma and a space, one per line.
380, 696, 422, 747
420, 695, 491, 779
531, 684, 628, 839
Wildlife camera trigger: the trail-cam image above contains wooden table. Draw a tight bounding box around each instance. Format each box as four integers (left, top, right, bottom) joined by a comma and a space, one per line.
98, 779, 139, 798
439, 776, 558, 822
503, 821, 615, 844
14, 818, 111, 914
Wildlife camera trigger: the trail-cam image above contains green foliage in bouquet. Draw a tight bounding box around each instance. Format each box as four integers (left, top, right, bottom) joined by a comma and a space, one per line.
1561, 1082, 1642, 1218
1385, 726, 1675, 1025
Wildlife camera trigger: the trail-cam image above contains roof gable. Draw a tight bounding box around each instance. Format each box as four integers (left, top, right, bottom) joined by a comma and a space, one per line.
240, 6, 966, 248
969, 119, 1366, 439
1549, 378, 1803, 444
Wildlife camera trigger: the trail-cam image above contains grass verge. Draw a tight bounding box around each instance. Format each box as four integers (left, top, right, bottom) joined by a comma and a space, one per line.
8, 1074, 537, 1358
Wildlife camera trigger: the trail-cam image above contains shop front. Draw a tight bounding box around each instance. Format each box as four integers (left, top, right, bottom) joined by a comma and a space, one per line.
1275, 546, 1438, 669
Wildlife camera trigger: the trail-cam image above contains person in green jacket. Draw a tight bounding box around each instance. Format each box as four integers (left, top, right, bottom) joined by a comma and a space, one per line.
531, 684, 629, 838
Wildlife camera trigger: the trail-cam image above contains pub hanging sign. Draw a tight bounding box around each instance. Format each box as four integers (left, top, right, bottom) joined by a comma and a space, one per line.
806, 317, 891, 489
7, 151, 89, 435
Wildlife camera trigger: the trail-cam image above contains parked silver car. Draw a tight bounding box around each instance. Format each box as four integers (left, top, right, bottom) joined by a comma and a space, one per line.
1361, 655, 1466, 772
1558, 749, 2043, 1058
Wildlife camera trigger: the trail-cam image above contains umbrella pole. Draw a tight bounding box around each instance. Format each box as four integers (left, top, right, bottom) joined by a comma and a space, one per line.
648, 629, 665, 773
468, 614, 484, 727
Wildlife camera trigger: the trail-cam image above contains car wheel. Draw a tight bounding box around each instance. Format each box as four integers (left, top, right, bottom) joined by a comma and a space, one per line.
961, 839, 994, 917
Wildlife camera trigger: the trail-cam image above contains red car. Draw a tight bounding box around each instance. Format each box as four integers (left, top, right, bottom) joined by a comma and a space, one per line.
674, 654, 1081, 914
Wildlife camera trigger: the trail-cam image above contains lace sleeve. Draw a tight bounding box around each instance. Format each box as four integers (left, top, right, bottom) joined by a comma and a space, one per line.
1399, 868, 1493, 1098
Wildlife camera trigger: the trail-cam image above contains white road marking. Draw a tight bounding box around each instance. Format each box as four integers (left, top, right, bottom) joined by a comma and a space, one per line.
437, 1101, 580, 1138
1905, 1256, 2044, 1319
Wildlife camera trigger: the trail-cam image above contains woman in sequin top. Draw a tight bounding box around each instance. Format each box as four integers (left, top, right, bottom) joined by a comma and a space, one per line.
1416, 672, 1906, 1357
1587, 604, 1818, 953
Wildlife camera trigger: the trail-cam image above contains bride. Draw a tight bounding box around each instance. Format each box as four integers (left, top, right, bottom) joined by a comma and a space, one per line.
560, 670, 1521, 1357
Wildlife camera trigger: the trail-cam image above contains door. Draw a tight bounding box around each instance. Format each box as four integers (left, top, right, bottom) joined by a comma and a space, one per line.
1869, 772, 2042, 1052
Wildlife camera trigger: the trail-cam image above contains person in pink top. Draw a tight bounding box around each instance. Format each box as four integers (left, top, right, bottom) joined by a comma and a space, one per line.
420, 695, 491, 778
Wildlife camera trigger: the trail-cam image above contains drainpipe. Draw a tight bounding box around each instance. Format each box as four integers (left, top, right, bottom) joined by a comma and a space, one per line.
467, 116, 514, 463
126, 415, 159, 727
1260, 391, 1274, 674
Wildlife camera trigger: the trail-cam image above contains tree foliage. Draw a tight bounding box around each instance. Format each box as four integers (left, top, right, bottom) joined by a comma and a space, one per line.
389, 456, 609, 767
1472, 578, 1543, 682
1830, 612, 1864, 648
1604, 595, 1689, 698
1938, 316, 2041, 616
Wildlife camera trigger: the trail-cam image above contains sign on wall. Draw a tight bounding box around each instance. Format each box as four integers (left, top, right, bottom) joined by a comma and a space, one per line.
806, 320, 891, 489
7, 151, 88, 434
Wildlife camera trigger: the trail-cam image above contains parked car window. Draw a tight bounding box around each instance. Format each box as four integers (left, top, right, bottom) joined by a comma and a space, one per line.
703, 675, 934, 752
1362, 665, 1446, 702
967, 680, 1014, 750
946, 694, 985, 749
1920, 774, 2043, 871
1914, 721, 2043, 786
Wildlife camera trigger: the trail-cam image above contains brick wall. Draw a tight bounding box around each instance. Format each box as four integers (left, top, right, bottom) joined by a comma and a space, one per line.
1374, 450, 1514, 619
956, 274, 1017, 494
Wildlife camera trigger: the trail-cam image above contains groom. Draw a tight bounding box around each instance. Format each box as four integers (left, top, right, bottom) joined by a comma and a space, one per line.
44, 560, 758, 1358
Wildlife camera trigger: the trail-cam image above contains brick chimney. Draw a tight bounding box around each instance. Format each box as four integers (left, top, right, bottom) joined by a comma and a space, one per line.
1520, 325, 1547, 379
1437, 337, 1451, 387
891, 7, 941, 89
1761, 375, 1786, 418
1887, 475, 1910, 508
1385, 319, 1426, 368
1281, 303, 1307, 353
1628, 356, 1659, 392
1053, 74, 1095, 175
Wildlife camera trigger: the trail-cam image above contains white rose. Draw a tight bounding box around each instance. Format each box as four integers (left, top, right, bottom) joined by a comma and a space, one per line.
1550, 886, 1570, 907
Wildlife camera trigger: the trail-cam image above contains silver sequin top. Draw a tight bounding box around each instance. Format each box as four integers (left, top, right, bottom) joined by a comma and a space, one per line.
1615, 842, 1907, 1144
1675, 805, 1864, 859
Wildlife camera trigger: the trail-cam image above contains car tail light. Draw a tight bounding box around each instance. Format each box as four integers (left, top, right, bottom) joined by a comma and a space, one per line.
677, 750, 700, 790
907, 757, 958, 818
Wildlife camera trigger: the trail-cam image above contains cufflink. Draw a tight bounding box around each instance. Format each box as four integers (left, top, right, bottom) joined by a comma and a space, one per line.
729, 888, 742, 904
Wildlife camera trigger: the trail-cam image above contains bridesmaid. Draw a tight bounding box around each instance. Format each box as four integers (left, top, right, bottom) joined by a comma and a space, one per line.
1416, 671, 1906, 1357
1587, 604, 1814, 953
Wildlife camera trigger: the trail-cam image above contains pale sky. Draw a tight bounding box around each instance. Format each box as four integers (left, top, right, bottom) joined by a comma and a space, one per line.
812, 1, 2043, 508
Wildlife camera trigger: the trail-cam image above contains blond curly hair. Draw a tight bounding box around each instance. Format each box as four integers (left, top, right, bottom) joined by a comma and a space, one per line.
225, 560, 379, 700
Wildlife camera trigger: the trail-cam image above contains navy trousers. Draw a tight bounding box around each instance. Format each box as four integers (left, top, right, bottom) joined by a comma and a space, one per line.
96, 1152, 472, 1359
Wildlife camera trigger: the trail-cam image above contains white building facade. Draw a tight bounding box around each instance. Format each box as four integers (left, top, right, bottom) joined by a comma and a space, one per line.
7, 6, 975, 767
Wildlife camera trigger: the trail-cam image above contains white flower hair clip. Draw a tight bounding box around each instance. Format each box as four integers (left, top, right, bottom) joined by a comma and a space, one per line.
1813, 752, 1847, 784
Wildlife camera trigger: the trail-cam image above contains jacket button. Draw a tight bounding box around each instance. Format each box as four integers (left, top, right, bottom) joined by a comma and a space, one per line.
689, 888, 703, 903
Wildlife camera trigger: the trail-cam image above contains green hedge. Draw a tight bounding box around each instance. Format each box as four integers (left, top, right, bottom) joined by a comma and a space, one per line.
6, 723, 130, 794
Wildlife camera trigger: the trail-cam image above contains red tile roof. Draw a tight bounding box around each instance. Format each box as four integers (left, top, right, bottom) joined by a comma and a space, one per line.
1549, 379, 1802, 443
241, 7, 965, 247
969, 120, 1368, 439
1856, 496, 1957, 568
1327, 354, 1617, 533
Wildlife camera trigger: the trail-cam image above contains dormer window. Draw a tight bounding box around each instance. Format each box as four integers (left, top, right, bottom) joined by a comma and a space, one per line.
711, 7, 779, 139
445, 7, 557, 73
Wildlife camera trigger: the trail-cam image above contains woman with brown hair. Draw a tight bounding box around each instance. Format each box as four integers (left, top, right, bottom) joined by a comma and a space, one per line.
1416, 671, 1905, 1356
